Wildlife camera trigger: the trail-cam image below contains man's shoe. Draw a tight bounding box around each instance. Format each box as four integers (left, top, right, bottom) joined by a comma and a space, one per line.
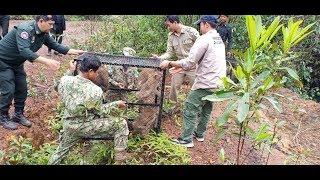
193, 132, 204, 142
12, 111, 32, 127
171, 137, 194, 148
0, 113, 17, 130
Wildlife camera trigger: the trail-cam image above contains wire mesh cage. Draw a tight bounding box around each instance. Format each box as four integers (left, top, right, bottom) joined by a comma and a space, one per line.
74, 52, 166, 136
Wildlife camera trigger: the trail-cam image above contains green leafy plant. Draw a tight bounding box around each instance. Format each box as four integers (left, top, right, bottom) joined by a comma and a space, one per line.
125, 107, 139, 120
127, 132, 190, 165
163, 99, 175, 114
48, 102, 65, 135
204, 15, 314, 164
3, 136, 57, 165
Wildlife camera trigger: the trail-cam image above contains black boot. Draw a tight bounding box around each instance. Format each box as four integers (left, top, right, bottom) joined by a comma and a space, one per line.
12, 110, 32, 127
0, 112, 17, 130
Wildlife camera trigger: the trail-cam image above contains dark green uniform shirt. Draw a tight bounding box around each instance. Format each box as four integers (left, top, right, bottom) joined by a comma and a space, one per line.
0, 21, 70, 66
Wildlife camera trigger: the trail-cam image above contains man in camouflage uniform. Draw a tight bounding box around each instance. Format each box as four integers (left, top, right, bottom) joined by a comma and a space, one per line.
153, 15, 200, 103
48, 56, 130, 165
108, 47, 138, 90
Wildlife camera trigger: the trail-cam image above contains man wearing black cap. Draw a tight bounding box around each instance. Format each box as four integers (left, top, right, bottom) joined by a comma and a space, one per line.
160, 15, 226, 147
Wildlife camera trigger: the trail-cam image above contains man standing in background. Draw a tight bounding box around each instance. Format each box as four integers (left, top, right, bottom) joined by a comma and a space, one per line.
153, 15, 200, 103
0, 15, 10, 40
48, 15, 66, 56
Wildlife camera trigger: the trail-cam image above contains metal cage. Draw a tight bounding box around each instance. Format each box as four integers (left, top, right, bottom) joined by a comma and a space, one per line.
74, 52, 166, 136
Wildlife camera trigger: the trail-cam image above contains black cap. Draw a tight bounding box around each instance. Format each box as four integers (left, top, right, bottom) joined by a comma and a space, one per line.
195, 15, 219, 26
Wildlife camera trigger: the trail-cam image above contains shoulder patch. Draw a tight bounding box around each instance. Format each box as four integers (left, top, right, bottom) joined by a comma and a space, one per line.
20, 31, 29, 39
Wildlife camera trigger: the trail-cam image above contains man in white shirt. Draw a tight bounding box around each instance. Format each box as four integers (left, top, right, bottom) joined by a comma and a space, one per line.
160, 15, 226, 148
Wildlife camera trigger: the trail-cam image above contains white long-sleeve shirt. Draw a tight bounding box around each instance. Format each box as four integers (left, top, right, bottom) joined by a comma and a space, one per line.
177, 29, 226, 90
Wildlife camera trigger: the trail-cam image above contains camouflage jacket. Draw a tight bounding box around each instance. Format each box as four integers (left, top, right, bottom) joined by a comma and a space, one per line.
108, 65, 139, 89
58, 74, 119, 120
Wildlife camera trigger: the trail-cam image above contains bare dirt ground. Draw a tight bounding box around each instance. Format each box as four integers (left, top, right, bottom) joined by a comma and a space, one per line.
1, 20, 319, 165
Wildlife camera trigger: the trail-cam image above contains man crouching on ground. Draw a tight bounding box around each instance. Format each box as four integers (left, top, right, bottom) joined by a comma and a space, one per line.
48, 55, 131, 165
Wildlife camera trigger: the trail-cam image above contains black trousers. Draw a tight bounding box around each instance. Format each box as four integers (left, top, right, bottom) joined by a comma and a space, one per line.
0, 60, 27, 114
0, 16, 9, 39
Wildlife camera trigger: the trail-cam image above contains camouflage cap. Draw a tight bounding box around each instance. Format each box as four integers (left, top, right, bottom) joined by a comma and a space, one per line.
123, 47, 136, 56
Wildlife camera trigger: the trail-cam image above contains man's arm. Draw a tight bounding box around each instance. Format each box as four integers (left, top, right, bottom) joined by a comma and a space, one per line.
44, 35, 85, 55
101, 100, 126, 112
16, 29, 60, 70
44, 34, 70, 54
160, 36, 208, 71
158, 36, 174, 60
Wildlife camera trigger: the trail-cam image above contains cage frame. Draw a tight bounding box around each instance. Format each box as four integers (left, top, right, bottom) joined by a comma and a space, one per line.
74, 52, 166, 137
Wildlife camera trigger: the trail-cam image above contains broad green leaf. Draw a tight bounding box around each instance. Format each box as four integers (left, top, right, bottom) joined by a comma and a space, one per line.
255, 16, 263, 44
263, 96, 282, 113
215, 91, 237, 99
244, 49, 255, 73
221, 76, 237, 87
252, 70, 271, 88
263, 77, 275, 91
282, 26, 289, 51
246, 15, 257, 51
219, 148, 225, 163
257, 16, 281, 47
287, 20, 303, 45
292, 30, 314, 46
269, 24, 283, 41
217, 100, 238, 127
237, 93, 250, 123
202, 91, 235, 102
279, 67, 300, 81
293, 23, 315, 42
212, 128, 227, 145
256, 133, 272, 142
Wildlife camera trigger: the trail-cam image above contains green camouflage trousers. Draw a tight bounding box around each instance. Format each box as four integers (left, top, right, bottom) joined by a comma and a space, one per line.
48, 116, 129, 165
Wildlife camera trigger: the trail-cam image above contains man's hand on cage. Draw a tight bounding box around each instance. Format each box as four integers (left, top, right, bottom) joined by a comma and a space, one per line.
169, 67, 183, 75
160, 60, 171, 69
117, 101, 127, 109
67, 49, 86, 55
115, 82, 125, 89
